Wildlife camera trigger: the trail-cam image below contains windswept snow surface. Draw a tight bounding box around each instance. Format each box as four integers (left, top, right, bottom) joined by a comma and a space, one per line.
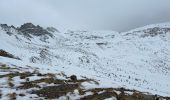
0, 23, 170, 97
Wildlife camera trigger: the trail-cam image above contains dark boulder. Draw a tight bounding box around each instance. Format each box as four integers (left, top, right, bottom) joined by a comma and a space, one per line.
70, 75, 77, 81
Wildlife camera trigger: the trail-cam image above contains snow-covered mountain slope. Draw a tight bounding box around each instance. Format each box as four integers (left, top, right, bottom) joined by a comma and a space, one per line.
0, 23, 170, 99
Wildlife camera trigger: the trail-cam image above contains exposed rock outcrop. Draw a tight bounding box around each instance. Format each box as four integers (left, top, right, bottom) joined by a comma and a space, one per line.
17, 23, 53, 37
0, 49, 20, 60
46, 27, 59, 33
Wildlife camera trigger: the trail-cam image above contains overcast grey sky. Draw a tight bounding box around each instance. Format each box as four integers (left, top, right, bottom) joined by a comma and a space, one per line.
0, 0, 170, 32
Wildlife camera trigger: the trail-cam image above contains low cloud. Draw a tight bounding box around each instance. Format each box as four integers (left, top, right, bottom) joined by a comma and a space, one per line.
1, 0, 170, 32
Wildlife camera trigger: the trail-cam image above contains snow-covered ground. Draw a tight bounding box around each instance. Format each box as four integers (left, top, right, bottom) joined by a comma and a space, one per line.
0, 22, 170, 99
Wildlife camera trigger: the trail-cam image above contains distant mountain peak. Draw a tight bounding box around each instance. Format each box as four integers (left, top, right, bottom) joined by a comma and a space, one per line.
46, 27, 59, 33
17, 22, 53, 37
0, 24, 16, 30
19, 22, 36, 29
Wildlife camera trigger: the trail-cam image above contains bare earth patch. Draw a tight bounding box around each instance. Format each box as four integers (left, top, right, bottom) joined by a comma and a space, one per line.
0, 64, 169, 100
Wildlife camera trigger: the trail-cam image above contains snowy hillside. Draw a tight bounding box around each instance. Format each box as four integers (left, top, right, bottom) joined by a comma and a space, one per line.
0, 23, 170, 99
